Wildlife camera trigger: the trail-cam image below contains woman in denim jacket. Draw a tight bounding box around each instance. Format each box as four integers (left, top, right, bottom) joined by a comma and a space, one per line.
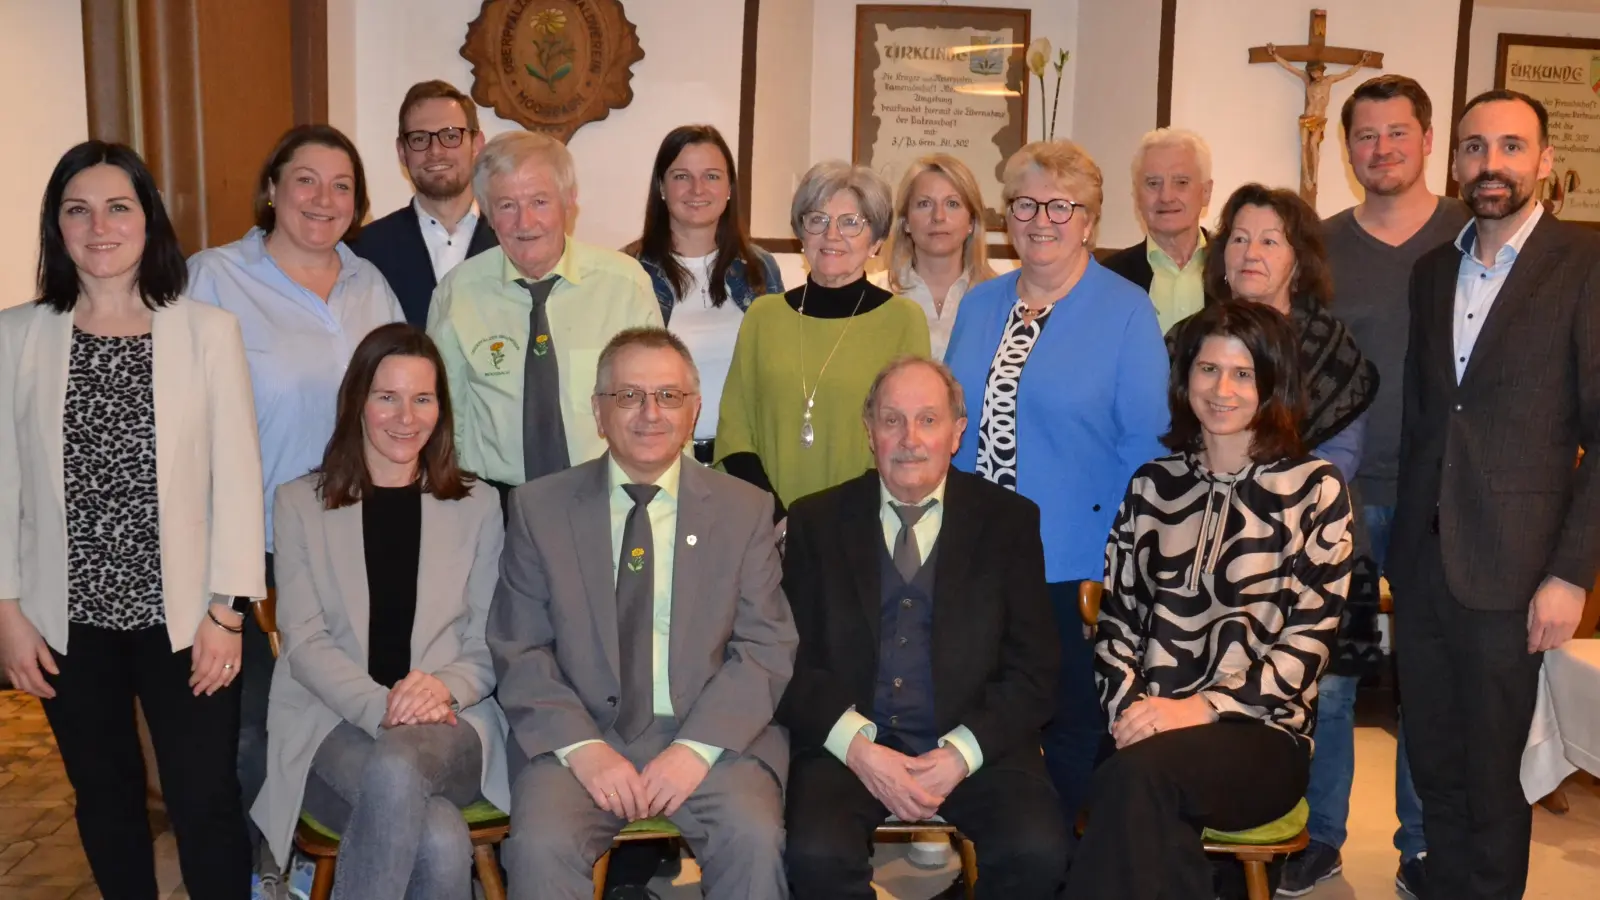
627, 125, 783, 463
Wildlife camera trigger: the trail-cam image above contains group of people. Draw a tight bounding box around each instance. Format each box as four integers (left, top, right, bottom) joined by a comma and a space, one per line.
0, 68, 1593, 900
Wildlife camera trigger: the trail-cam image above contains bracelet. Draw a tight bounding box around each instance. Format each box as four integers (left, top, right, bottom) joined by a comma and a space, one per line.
208, 607, 244, 634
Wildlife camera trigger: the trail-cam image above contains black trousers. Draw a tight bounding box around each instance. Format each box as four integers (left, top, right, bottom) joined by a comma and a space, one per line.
237, 553, 275, 855
1394, 536, 1542, 900
785, 748, 1069, 900
1041, 580, 1108, 834
1066, 720, 1308, 900
41, 622, 250, 900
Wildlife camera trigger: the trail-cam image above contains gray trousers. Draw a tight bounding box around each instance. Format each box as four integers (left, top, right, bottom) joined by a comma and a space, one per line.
504, 717, 786, 900
305, 721, 484, 900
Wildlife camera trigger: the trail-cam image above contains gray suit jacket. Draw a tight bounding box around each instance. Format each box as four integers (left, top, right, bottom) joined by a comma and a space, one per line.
488, 454, 796, 785
253, 475, 511, 867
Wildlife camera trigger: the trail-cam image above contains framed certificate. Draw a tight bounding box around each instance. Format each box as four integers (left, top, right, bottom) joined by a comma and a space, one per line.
1496, 33, 1600, 226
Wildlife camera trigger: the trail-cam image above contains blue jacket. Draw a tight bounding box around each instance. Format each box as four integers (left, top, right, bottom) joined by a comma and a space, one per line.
945, 260, 1171, 582
637, 248, 785, 324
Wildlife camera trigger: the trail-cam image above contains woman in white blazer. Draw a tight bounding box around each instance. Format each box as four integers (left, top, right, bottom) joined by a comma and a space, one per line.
0, 142, 266, 899
254, 323, 509, 900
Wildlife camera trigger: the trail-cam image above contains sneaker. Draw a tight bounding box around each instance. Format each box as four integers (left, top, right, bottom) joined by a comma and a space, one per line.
908, 839, 953, 869
1275, 840, 1342, 896
1396, 852, 1428, 898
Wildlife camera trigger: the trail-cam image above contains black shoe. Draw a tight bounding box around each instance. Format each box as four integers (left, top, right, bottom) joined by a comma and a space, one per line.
1396, 852, 1428, 898
602, 888, 661, 900
1275, 840, 1342, 897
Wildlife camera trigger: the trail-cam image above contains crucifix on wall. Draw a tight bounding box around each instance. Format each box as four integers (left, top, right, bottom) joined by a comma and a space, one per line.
1249, 9, 1384, 208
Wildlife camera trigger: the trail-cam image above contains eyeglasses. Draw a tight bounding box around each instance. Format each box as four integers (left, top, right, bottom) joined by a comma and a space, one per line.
801, 211, 869, 237
1008, 196, 1086, 225
595, 388, 697, 409
402, 127, 473, 153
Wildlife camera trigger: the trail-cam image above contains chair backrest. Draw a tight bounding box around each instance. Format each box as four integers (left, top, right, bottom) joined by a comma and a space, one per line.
1077, 581, 1103, 631
252, 589, 281, 659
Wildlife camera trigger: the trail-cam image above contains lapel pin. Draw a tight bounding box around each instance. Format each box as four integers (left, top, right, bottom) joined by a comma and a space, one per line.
686, 534, 698, 546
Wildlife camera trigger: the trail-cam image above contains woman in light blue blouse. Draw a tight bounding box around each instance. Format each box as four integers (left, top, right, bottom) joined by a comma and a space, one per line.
944, 140, 1169, 839
186, 124, 402, 885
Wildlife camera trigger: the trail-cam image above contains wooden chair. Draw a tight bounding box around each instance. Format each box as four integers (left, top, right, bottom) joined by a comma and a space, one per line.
252, 590, 510, 900
590, 818, 980, 899
1077, 581, 1310, 900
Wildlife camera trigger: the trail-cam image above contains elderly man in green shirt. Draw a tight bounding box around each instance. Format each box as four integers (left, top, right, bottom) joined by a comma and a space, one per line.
1103, 128, 1214, 334
428, 131, 662, 501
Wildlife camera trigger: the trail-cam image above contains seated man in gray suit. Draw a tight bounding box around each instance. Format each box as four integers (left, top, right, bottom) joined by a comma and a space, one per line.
488, 327, 796, 900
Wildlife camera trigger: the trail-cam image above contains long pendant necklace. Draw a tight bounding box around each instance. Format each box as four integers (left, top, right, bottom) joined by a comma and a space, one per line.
798, 281, 868, 449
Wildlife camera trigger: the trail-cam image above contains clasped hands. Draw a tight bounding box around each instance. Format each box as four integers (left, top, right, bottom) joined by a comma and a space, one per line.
845, 733, 968, 823
381, 670, 457, 728
1111, 694, 1218, 749
568, 742, 709, 821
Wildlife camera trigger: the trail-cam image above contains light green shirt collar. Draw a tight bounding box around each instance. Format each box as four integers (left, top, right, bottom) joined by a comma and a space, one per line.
500, 236, 585, 287
606, 452, 683, 499
1146, 230, 1207, 274
878, 474, 947, 564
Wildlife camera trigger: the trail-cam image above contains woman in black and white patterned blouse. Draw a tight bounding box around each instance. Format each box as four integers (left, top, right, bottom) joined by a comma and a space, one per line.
1067, 301, 1352, 899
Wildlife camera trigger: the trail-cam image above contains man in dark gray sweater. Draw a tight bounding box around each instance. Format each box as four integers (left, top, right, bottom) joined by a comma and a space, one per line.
1278, 75, 1469, 900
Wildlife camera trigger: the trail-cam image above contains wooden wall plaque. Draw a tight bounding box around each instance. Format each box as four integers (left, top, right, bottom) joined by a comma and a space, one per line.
461, 0, 646, 143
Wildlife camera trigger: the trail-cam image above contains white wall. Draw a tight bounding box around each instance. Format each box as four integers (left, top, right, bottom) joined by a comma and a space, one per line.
1170, 0, 1461, 219
1468, 5, 1600, 98
336, 0, 747, 253
1072, 0, 1164, 249
0, 2, 88, 309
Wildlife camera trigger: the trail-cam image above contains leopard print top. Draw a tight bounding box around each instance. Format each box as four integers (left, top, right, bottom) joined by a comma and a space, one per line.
64, 328, 164, 630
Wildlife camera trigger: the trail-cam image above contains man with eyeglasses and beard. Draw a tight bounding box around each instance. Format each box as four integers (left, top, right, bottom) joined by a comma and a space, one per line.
1279, 75, 1469, 899
351, 80, 498, 326
1389, 89, 1600, 900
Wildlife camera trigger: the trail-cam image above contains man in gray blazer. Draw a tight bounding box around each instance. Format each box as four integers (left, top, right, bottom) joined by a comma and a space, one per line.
488, 327, 796, 900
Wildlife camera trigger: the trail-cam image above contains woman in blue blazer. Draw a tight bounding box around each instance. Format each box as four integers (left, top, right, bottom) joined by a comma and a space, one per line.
945, 140, 1170, 833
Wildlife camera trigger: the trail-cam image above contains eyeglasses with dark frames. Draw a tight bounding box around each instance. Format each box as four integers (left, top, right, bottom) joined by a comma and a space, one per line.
1008, 196, 1086, 225
595, 388, 698, 409
800, 211, 869, 237
402, 127, 473, 153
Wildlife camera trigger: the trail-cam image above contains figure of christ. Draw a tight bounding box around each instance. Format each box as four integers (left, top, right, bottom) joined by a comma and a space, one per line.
1267, 43, 1374, 206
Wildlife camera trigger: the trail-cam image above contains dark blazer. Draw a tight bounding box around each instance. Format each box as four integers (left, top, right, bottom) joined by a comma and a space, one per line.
349, 203, 498, 327
1101, 230, 1210, 292
1390, 212, 1600, 611
776, 468, 1058, 773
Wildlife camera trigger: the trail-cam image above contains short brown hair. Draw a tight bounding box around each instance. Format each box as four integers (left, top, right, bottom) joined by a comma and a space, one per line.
317, 324, 474, 508
1341, 75, 1434, 138
1163, 301, 1306, 463
595, 327, 701, 394
397, 80, 480, 136
1203, 183, 1333, 309
253, 124, 369, 242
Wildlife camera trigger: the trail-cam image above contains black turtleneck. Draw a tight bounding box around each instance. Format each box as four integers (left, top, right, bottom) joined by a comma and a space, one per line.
783, 275, 894, 318
363, 483, 422, 688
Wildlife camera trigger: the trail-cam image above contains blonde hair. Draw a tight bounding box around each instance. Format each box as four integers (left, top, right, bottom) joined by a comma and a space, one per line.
1001, 140, 1104, 249
882, 155, 997, 294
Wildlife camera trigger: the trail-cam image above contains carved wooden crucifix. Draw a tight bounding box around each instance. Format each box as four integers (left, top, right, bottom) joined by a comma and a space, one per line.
1249, 9, 1384, 207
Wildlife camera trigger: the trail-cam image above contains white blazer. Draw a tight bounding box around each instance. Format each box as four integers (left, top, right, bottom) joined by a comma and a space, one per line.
0, 297, 267, 654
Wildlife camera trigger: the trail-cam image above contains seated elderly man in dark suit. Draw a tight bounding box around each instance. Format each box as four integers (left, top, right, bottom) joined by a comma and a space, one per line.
779, 356, 1069, 899
487, 327, 797, 900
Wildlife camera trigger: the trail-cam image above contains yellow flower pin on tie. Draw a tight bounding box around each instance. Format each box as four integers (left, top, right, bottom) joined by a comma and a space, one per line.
533, 334, 551, 357
627, 547, 646, 572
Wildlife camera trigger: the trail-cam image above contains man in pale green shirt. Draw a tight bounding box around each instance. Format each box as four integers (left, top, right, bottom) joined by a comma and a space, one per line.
1103, 127, 1215, 334
489, 328, 795, 899
427, 131, 661, 493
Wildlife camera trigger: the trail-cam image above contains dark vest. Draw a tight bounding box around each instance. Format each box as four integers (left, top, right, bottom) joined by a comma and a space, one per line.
871, 538, 939, 754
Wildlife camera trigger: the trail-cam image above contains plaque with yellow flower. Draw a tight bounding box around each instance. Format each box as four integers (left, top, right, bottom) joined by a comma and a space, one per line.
461, 0, 646, 143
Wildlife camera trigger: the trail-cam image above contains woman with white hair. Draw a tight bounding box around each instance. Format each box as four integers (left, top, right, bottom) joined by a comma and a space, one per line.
716, 161, 930, 525
945, 140, 1170, 837
876, 154, 997, 359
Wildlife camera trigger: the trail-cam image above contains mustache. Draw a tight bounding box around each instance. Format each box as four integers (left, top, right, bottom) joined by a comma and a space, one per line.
1468, 171, 1517, 190
889, 451, 930, 464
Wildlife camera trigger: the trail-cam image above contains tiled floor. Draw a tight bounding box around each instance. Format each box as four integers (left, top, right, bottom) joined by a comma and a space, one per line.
4, 689, 1596, 898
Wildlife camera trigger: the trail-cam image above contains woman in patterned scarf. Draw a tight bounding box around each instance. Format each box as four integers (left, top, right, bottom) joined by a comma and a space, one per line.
1069, 300, 1353, 898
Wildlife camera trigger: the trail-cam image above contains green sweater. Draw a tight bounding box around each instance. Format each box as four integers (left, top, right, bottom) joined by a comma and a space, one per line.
715, 292, 931, 507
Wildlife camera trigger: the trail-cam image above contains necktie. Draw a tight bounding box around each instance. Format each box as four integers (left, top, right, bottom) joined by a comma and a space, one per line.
891, 500, 936, 583
616, 483, 662, 741
516, 277, 570, 483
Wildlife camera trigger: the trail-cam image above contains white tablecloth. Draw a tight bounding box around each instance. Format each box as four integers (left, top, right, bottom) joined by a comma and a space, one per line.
1521, 638, 1600, 802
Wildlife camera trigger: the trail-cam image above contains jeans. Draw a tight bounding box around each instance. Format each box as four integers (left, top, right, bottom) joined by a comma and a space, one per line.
303, 721, 485, 900
1302, 505, 1426, 860
1041, 580, 1107, 844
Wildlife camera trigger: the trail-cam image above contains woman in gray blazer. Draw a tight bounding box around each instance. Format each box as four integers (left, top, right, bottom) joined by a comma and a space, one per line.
253, 324, 510, 900
0, 142, 265, 899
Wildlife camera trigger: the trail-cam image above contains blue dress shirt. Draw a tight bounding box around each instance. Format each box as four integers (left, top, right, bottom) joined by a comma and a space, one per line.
187, 228, 404, 551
